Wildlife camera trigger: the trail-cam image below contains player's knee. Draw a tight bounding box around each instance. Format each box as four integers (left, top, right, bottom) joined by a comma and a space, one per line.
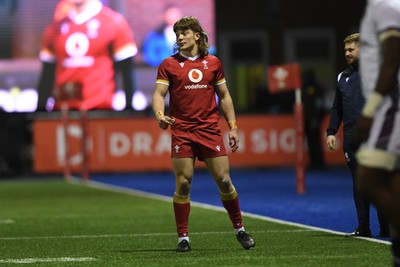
218, 176, 232, 191
177, 177, 192, 192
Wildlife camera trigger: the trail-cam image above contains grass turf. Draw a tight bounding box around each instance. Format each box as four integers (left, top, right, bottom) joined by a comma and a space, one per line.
0, 179, 392, 266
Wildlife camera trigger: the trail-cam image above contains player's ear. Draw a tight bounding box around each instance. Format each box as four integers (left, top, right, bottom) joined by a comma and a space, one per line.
194, 32, 200, 41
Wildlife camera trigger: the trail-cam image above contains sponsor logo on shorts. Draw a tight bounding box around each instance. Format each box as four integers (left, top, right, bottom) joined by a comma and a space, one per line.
175, 145, 180, 154
216, 145, 220, 152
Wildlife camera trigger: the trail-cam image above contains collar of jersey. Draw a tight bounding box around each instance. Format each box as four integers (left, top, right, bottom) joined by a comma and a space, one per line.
68, 0, 103, 25
179, 52, 200, 61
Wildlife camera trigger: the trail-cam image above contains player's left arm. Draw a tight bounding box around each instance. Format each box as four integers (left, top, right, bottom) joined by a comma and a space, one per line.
216, 83, 239, 152
115, 57, 135, 110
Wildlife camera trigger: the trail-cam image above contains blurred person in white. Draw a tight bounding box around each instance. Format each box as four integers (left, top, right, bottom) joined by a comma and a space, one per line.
355, 0, 400, 265
36, 0, 138, 111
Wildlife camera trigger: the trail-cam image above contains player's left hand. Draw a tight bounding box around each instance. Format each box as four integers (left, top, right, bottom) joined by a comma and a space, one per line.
229, 129, 239, 152
353, 116, 372, 146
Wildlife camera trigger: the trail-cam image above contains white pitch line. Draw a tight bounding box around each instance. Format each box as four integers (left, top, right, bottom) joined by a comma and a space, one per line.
0, 257, 96, 264
0, 219, 14, 224
0, 229, 317, 241
86, 180, 392, 246
0, 232, 175, 241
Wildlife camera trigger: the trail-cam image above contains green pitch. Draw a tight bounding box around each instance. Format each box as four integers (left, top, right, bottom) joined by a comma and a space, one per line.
0, 179, 392, 266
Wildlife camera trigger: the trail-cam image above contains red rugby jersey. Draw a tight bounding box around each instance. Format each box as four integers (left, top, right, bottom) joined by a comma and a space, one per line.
156, 53, 226, 129
39, 3, 137, 110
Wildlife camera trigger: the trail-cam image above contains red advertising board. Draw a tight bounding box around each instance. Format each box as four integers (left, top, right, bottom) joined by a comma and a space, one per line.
32, 115, 344, 173
267, 63, 302, 93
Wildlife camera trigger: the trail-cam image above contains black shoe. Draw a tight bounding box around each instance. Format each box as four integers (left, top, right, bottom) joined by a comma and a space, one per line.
345, 228, 371, 238
176, 240, 191, 252
236, 231, 255, 250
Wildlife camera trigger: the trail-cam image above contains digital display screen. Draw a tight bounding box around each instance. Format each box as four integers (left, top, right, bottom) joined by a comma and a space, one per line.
0, 0, 215, 112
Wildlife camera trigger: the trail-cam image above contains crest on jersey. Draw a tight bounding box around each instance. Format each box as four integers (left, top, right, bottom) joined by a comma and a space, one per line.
87, 19, 100, 39
202, 60, 208, 69
188, 69, 203, 83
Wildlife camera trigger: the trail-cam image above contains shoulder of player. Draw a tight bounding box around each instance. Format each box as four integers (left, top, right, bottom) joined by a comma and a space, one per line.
201, 54, 223, 68
157, 54, 178, 69
99, 5, 127, 24
162, 53, 183, 64
44, 19, 65, 35
203, 54, 221, 62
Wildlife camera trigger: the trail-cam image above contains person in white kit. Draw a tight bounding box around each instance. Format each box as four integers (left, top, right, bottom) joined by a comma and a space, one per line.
355, 0, 400, 265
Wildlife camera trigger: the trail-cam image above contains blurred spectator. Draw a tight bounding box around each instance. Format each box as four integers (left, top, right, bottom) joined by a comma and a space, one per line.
142, 4, 182, 67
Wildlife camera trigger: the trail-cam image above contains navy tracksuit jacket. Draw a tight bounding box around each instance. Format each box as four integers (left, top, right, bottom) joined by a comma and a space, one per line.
326, 63, 371, 229
326, 63, 365, 141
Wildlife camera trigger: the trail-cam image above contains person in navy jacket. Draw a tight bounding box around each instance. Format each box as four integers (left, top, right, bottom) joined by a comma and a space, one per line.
326, 33, 389, 238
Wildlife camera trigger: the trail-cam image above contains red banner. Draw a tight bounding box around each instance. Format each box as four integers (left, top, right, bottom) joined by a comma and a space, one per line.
33, 115, 345, 173
267, 63, 302, 93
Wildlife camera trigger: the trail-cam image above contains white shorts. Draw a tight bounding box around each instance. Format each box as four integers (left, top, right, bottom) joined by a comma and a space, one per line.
356, 92, 400, 171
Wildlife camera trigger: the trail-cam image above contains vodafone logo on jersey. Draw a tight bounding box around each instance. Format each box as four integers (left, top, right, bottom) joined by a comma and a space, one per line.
185, 69, 207, 89
188, 69, 203, 83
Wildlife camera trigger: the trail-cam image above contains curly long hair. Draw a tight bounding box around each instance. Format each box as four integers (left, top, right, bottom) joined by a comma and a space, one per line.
173, 16, 210, 57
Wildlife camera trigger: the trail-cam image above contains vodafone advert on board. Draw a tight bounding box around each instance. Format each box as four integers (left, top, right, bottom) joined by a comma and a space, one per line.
33, 115, 344, 173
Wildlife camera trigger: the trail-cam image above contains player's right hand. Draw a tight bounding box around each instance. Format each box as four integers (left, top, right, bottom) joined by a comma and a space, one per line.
158, 115, 175, 130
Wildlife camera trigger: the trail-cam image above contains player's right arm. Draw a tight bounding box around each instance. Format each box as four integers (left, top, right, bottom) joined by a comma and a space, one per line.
36, 62, 56, 111
152, 82, 174, 130
115, 57, 135, 110
36, 24, 57, 111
